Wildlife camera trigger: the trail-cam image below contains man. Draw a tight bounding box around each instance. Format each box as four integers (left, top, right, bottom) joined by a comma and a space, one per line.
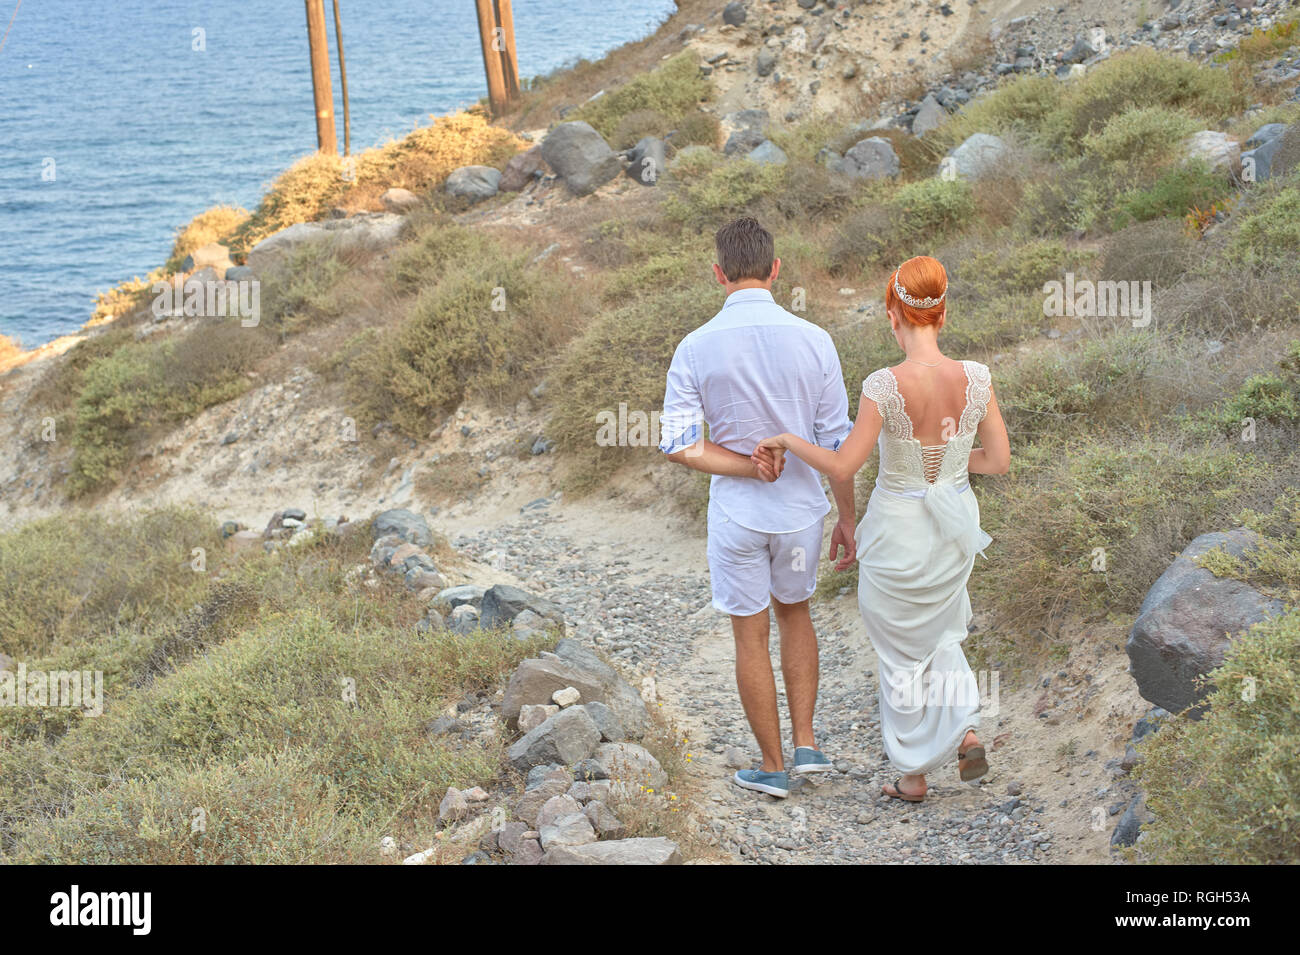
658, 216, 856, 798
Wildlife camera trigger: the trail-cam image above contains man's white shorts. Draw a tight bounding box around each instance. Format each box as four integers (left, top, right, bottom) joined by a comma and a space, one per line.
706, 500, 825, 617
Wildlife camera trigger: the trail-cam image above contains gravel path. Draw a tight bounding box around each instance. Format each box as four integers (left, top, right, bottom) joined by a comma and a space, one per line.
455, 499, 1057, 864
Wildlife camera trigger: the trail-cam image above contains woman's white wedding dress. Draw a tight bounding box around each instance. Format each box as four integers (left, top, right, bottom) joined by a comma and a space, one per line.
855, 361, 993, 775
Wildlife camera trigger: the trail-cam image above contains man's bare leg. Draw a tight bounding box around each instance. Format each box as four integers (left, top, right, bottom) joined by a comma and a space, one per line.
731, 609, 784, 772
773, 597, 818, 751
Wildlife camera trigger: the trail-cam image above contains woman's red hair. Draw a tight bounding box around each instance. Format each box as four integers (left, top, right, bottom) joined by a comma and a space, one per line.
885, 255, 948, 327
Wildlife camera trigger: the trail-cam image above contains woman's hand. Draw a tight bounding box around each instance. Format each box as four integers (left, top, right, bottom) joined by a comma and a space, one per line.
751, 436, 789, 482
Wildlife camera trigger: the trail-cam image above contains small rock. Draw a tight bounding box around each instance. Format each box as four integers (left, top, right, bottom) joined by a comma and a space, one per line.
380, 187, 421, 213
724, 746, 750, 769
445, 165, 502, 202
439, 787, 469, 824
552, 686, 582, 708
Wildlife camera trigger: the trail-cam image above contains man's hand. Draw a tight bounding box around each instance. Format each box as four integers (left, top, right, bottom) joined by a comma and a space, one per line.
751, 443, 786, 482
829, 518, 857, 570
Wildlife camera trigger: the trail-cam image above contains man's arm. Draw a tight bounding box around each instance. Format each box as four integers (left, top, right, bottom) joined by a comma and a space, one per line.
826, 473, 857, 570
667, 440, 767, 479
658, 338, 777, 482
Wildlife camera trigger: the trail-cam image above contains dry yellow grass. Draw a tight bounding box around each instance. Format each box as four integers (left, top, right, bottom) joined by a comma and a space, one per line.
227, 110, 526, 256
165, 205, 250, 271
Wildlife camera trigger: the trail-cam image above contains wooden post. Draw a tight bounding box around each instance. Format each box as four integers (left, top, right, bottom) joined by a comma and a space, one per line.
474, 0, 508, 116
495, 0, 520, 104
332, 0, 350, 155
304, 0, 338, 154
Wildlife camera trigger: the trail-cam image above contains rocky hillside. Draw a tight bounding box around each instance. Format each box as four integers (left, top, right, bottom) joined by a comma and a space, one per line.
2, 0, 1299, 864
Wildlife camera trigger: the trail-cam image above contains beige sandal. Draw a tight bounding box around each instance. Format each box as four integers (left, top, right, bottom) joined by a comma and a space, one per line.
957, 743, 988, 782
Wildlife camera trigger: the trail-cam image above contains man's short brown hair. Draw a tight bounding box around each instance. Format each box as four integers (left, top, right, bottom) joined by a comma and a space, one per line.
715, 216, 774, 282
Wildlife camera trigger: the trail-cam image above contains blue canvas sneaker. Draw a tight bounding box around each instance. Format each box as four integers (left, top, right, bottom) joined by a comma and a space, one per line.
793, 747, 834, 774
732, 768, 790, 798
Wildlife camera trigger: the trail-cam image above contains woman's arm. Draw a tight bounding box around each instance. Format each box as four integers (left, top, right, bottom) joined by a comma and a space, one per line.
754, 394, 883, 484
968, 387, 1010, 475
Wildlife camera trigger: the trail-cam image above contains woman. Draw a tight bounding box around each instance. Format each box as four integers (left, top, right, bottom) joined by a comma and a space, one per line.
754, 255, 1010, 802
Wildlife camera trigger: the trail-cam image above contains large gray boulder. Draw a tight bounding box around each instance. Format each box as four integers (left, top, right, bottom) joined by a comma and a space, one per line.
1061, 34, 1096, 65
747, 140, 788, 165
380, 187, 421, 213
371, 508, 433, 549
833, 136, 900, 179
480, 584, 564, 630
246, 213, 406, 273
580, 700, 625, 742
944, 133, 1011, 179
910, 93, 946, 137
722, 109, 769, 156
626, 136, 666, 186
553, 638, 649, 738
501, 639, 649, 739
1241, 122, 1291, 182
540, 122, 623, 196
541, 836, 683, 865
507, 705, 602, 772
504, 657, 606, 724
1110, 794, 1153, 848
722, 2, 747, 27
1182, 130, 1240, 177
1127, 530, 1284, 715
445, 165, 502, 201
538, 812, 596, 850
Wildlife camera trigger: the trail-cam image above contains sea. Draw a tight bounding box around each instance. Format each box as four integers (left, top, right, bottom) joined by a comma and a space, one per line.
0, 0, 677, 347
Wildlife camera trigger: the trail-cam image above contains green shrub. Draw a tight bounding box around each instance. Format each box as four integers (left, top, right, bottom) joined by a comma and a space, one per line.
973, 435, 1282, 641
1081, 106, 1199, 166
67, 320, 267, 495
1228, 183, 1300, 270
573, 53, 709, 144
664, 156, 786, 227
931, 74, 1063, 152
1012, 156, 1112, 236
830, 179, 976, 275
343, 222, 579, 436
1135, 609, 1300, 863
259, 238, 361, 333
1196, 488, 1300, 604
8, 752, 378, 865
1046, 47, 1247, 148
0, 555, 548, 858
0, 507, 223, 659
1113, 159, 1236, 227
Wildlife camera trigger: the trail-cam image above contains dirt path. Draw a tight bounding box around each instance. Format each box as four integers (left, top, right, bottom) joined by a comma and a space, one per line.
449, 494, 1146, 864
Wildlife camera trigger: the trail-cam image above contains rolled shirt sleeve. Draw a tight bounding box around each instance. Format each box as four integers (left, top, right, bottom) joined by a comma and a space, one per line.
658, 339, 705, 454
813, 334, 853, 451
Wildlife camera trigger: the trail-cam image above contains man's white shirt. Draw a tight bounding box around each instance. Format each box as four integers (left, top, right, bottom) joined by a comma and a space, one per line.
659, 287, 853, 533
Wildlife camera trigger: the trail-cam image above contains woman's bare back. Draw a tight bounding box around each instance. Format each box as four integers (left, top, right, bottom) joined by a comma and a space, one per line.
887, 357, 972, 446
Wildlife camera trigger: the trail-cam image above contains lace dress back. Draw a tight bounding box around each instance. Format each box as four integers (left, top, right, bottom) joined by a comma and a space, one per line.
862, 360, 992, 493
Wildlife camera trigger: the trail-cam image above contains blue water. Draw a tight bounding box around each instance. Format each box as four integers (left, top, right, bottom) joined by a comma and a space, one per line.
0, 0, 676, 348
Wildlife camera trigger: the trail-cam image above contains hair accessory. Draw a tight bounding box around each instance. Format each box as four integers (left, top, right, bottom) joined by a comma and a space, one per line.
894, 269, 946, 309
